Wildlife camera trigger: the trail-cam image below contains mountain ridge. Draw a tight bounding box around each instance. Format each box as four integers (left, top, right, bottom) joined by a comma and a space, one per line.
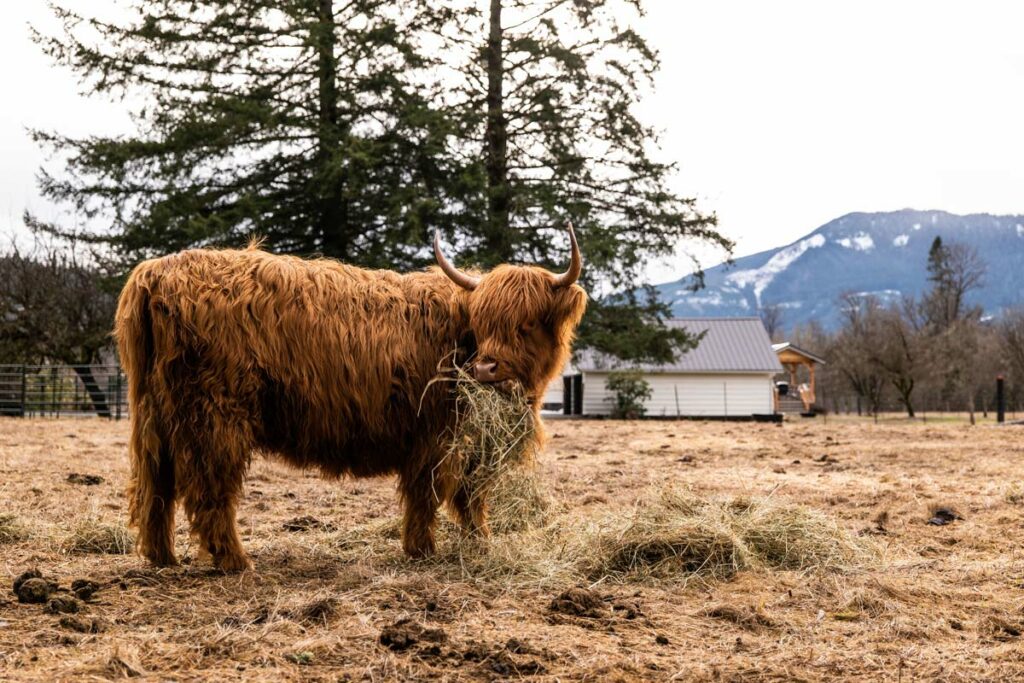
655, 209, 1024, 329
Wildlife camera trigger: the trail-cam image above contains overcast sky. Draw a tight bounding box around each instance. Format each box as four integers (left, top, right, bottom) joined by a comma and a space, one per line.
3, 2, 1024, 282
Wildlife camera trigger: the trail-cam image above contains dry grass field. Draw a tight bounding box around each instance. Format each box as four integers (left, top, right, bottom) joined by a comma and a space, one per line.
2, 416, 1024, 681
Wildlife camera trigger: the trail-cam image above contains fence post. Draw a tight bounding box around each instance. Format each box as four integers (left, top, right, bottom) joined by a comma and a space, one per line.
20, 365, 27, 418
997, 375, 1006, 424
115, 367, 123, 421
53, 368, 60, 417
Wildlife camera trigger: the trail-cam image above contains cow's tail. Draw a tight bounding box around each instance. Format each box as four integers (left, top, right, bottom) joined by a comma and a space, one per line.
115, 265, 177, 565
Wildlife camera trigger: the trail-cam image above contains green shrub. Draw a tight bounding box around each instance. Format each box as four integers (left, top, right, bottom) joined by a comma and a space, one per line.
605, 370, 652, 419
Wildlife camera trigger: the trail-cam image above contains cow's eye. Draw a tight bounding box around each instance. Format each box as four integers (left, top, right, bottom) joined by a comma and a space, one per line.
519, 322, 535, 336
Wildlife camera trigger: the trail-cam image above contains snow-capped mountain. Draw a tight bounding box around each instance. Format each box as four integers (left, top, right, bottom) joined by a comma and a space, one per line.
655, 209, 1024, 329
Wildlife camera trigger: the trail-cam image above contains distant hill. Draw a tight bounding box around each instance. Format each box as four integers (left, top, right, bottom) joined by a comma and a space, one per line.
655, 209, 1024, 330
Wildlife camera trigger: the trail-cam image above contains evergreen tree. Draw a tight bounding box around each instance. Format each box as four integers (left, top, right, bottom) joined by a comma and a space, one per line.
32, 0, 730, 363
920, 237, 986, 412
31, 0, 449, 269
923, 236, 985, 329
420, 0, 730, 361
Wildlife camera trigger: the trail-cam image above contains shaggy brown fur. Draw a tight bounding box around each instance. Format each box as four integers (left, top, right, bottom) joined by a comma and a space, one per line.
114, 244, 586, 570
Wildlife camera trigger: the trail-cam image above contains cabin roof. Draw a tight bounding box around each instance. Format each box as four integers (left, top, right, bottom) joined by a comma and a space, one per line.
577, 317, 784, 374
772, 342, 827, 365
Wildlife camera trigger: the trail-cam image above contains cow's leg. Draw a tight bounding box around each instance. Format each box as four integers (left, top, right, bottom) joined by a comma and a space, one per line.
177, 412, 252, 571
399, 462, 444, 558
126, 394, 178, 566
450, 484, 490, 538
133, 446, 178, 566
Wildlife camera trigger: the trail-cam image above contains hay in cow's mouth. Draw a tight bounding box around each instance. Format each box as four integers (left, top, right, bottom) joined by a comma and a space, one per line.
442, 367, 548, 533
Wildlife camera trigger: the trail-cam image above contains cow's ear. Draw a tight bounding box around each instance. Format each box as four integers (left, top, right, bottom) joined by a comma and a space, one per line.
550, 285, 587, 329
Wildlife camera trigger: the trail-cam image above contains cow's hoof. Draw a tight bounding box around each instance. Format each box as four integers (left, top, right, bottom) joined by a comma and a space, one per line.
142, 551, 179, 568
402, 543, 436, 559
215, 554, 253, 572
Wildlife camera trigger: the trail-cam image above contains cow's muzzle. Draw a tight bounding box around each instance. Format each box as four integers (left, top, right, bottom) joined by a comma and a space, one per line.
473, 361, 501, 383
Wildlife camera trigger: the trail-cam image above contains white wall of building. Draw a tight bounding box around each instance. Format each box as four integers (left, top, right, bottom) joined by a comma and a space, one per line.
542, 377, 565, 408
581, 372, 775, 417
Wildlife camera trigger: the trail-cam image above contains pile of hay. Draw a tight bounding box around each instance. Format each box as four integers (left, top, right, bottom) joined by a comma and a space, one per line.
444, 369, 549, 533
0, 513, 29, 544
587, 488, 873, 581
63, 519, 134, 555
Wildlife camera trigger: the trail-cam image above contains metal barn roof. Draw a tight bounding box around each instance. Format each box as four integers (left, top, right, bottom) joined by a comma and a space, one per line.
577, 317, 784, 374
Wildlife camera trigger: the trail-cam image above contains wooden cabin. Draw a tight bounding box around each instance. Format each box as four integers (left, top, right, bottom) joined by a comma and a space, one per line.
771, 342, 826, 414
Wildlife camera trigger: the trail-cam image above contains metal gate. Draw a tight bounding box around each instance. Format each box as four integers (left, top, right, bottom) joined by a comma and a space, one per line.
0, 365, 127, 419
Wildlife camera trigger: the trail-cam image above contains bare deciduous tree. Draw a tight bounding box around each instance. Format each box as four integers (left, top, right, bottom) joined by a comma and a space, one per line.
0, 235, 117, 416
759, 304, 785, 341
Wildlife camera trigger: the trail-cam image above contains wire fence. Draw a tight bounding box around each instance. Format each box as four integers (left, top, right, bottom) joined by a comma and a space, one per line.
0, 365, 127, 419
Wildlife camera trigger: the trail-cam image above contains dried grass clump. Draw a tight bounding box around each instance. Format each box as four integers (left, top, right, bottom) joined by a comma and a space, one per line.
742, 501, 869, 571
588, 493, 753, 580
0, 513, 29, 543
587, 488, 874, 581
487, 465, 551, 534
444, 369, 545, 533
63, 519, 134, 555
1005, 483, 1024, 505
431, 526, 576, 585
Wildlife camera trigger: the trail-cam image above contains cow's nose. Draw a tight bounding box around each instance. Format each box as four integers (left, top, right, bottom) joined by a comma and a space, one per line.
473, 361, 500, 383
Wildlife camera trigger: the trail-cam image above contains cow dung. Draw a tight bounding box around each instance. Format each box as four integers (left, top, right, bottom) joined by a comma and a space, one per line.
46, 594, 82, 614
67, 473, 104, 486
549, 587, 608, 618
15, 573, 58, 605
71, 579, 100, 601
59, 615, 108, 633
379, 618, 448, 651
13, 569, 43, 594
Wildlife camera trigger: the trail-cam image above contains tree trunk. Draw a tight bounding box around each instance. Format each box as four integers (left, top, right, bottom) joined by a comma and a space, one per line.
484, 0, 512, 263
72, 366, 111, 418
315, 0, 347, 257
896, 386, 915, 418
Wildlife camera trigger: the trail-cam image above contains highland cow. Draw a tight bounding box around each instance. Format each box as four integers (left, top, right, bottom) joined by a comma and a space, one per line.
114, 226, 586, 570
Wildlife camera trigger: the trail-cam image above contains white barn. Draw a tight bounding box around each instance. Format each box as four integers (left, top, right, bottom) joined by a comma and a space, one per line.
564, 317, 783, 418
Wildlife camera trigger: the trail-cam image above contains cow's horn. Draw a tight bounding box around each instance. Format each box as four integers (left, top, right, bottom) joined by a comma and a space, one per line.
551, 222, 582, 288
434, 231, 480, 291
